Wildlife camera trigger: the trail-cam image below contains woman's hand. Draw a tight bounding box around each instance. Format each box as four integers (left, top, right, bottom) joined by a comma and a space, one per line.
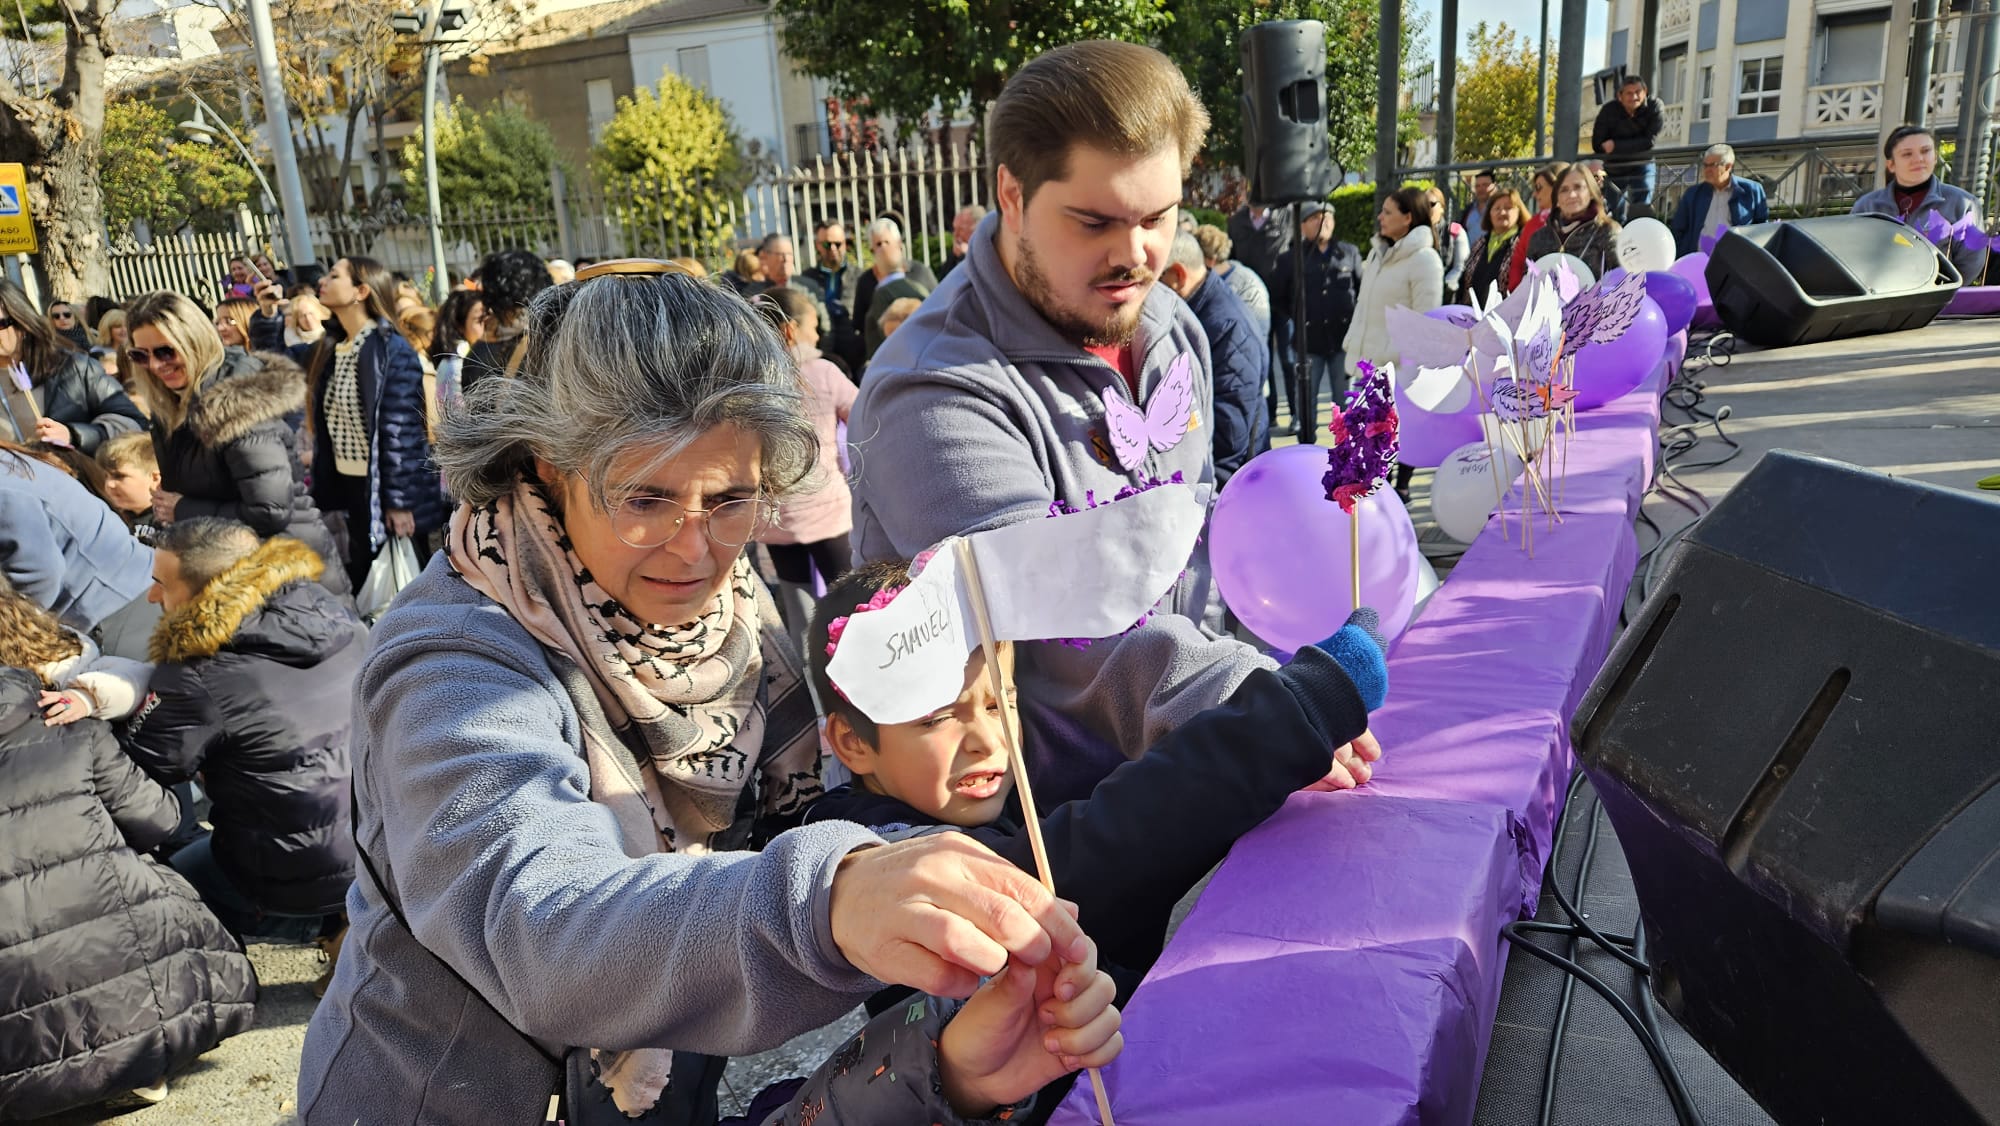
1303, 728, 1383, 791
937, 936, 1123, 1116
34, 416, 70, 446
150, 488, 181, 525
828, 834, 1091, 1000
386, 508, 416, 537
40, 689, 92, 726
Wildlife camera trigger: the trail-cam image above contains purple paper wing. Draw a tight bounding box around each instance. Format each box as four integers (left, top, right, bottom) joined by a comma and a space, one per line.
1564, 270, 1649, 350
1102, 395, 1151, 472
1386, 305, 1473, 372
1490, 380, 1547, 422
1142, 352, 1197, 453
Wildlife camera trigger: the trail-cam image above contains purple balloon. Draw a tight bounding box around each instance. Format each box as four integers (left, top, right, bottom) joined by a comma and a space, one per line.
1668, 252, 1712, 303
1210, 445, 1423, 650
1571, 296, 1669, 410
1396, 382, 1485, 468
1600, 266, 1629, 287
1644, 271, 1697, 336
1426, 305, 1481, 328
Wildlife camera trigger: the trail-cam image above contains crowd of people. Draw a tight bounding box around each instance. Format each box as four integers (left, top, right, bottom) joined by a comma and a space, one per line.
0, 34, 1989, 1124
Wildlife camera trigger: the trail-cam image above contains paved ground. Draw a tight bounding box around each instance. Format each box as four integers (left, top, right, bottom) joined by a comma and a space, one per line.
49, 318, 1998, 1124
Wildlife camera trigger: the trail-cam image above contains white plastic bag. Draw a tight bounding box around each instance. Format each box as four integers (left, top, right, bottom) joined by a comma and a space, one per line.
357, 535, 421, 623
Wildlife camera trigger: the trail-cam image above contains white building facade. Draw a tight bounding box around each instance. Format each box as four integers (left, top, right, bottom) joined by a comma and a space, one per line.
1599, 0, 1980, 147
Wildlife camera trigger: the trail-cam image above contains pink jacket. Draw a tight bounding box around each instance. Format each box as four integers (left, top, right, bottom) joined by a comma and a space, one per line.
761, 353, 856, 546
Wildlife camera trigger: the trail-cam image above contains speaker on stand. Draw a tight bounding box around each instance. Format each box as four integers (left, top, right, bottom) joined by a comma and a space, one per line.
1241, 20, 1341, 443
1574, 449, 2000, 1126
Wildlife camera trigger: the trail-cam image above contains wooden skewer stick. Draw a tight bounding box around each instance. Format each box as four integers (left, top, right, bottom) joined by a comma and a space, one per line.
1349, 505, 1362, 610
952, 539, 1118, 1126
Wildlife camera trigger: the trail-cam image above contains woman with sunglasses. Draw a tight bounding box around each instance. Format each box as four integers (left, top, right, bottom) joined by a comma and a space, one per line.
298, 261, 1104, 1126
123, 291, 349, 594
303, 256, 444, 588
0, 281, 146, 454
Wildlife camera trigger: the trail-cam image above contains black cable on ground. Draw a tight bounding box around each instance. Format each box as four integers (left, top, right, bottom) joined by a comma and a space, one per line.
1510, 772, 1708, 1126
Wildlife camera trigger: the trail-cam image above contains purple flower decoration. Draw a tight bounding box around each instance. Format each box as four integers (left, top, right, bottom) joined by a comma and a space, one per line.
1320, 361, 1399, 513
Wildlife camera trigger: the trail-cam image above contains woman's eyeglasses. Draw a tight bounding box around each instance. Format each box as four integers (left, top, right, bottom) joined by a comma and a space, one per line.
126, 345, 180, 366
610, 494, 771, 549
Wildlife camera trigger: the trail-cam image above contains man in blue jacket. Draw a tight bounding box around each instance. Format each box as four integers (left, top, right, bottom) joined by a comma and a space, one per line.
1668, 143, 1771, 256
1163, 231, 1268, 487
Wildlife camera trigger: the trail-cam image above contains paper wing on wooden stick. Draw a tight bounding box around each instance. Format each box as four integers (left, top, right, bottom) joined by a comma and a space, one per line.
825, 483, 1207, 724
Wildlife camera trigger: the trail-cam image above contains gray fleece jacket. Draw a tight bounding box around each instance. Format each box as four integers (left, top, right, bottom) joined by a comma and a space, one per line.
296, 555, 889, 1125
848, 213, 1279, 804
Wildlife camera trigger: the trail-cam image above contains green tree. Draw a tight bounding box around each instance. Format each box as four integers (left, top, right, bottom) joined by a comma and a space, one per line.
99, 101, 258, 234
1164, 0, 1431, 178
773, 0, 1171, 136
1454, 22, 1552, 163
591, 72, 747, 255
403, 97, 561, 214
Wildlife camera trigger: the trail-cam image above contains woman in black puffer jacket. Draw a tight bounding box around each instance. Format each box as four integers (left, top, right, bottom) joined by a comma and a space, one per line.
123, 291, 349, 596
0, 280, 146, 454
0, 661, 257, 1119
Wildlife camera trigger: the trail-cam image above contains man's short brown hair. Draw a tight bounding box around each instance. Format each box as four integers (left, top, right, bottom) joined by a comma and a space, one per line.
986, 40, 1210, 206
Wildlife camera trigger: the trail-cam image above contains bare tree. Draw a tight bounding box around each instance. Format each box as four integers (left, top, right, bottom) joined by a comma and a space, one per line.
0, 0, 116, 299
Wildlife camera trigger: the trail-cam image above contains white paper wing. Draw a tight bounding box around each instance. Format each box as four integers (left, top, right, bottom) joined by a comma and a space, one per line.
1385, 304, 1473, 374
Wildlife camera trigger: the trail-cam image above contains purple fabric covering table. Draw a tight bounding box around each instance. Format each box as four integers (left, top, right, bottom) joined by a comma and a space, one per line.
1943, 285, 2000, 317
1050, 377, 1664, 1126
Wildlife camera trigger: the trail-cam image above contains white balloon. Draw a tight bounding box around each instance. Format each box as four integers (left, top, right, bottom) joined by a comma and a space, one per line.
1430, 441, 1526, 543
1616, 217, 1677, 273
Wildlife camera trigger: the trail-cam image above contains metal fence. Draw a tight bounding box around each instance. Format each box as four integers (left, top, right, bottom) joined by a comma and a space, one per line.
106, 139, 997, 304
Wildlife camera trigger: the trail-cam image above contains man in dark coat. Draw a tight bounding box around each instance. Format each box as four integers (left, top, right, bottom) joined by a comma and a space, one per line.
1227, 200, 1299, 432
0, 664, 256, 1118
1163, 231, 1268, 487
854, 217, 938, 355
800, 218, 864, 370
1268, 201, 1362, 434
1592, 75, 1665, 219
123, 518, 366, 944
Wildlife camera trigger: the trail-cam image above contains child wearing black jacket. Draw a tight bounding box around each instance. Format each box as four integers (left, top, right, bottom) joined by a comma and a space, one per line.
803, 559, 1390, 987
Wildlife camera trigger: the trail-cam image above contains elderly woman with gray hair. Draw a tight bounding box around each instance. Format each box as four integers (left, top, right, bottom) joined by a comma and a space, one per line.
296, 261, 1117, 1126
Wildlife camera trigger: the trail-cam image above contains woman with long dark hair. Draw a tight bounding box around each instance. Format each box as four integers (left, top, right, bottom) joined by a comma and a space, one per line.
0, 280, 145, 454
123, 291, 347, 594
306, 256, 443, 587
1343, 186, 1445, 382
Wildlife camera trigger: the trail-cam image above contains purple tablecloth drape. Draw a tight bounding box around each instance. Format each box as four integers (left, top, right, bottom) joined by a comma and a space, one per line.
1050, 372, 1665, 1126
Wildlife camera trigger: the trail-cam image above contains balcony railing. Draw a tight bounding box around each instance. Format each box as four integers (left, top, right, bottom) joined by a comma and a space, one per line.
1930, 72, 1963, 118
1807, 81, 1883, 128
1662, 103, 1688, 146
1660, 0, 1695, 41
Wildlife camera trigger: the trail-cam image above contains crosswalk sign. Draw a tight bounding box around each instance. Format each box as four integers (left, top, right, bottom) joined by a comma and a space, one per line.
0, 165, 36, 255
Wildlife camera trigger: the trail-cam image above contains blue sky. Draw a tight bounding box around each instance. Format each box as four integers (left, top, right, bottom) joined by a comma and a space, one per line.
1408, 0, 1608, 79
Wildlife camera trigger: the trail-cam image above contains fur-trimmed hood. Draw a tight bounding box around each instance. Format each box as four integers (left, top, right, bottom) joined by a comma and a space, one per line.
187, 349, 308, 447
150, 535, 331, 663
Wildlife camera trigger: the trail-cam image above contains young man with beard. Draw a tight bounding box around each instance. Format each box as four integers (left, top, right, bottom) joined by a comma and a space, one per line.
847, 40, 1378, 806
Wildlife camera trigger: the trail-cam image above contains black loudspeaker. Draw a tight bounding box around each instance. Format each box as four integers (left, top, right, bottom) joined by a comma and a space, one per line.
1574, 450, 2000, 1126
1240, 21, 1336, 206
1707, 213, 1961, 347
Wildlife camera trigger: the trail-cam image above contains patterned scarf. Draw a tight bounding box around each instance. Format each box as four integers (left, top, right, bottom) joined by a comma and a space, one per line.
445, 480, 822, 1115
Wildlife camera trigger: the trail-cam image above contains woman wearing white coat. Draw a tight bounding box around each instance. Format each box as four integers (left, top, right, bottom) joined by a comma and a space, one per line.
1343, 186, 1446, 382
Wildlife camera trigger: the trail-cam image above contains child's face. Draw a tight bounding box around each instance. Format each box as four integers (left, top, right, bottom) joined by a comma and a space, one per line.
835, 644, 1019, 828
102, 465, 158, 514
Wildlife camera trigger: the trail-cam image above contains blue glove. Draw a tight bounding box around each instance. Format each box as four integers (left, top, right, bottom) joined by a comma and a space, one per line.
1311, 608, 1388, 711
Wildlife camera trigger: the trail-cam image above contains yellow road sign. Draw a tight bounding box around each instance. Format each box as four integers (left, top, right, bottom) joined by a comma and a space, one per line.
0, 164, 37, 255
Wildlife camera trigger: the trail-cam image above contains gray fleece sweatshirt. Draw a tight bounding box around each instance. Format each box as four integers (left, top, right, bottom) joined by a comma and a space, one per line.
848, 213, 1279, 803
296, 555, 889, 1125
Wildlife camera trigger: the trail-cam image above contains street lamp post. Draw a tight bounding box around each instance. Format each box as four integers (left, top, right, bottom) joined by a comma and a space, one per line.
395, 0, 468, 304
245, 0, 318, 282
180, 95, 291, 263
